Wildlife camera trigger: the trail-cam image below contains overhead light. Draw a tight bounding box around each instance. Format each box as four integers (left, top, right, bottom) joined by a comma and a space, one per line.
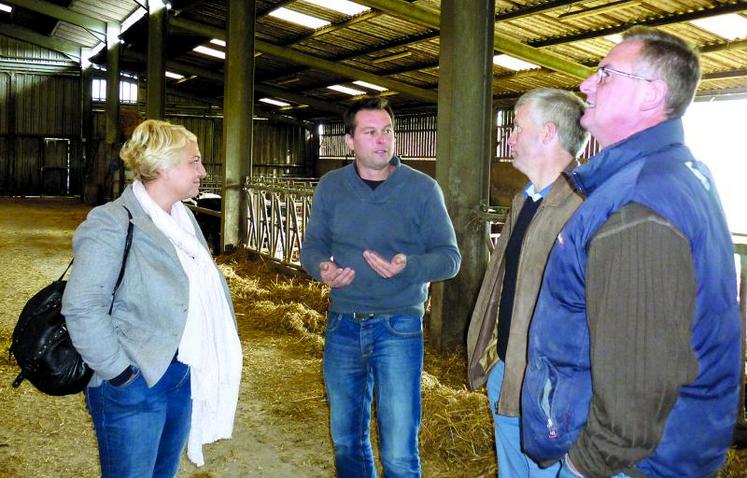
268, 7, 330, 29
604, 34, 623, 44
210, 39, 226, 47
193, 45, 225, 60
372, 51, 411, 64
165, 2, 172, 9
353, 80, 387, 92
691, 13, 747, 40
302, 0, 369, 16
165, 71, 184, 80
0, 3, 13, 13
260, 98, 291, 107
327, 84, 366, 96
493, 54, 539, 71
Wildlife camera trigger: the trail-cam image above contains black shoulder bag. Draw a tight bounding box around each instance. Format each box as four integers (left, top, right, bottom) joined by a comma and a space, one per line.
9, 207, 134, 396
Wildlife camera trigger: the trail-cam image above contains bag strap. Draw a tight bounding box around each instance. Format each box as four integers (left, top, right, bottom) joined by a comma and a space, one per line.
57, 260, 74, 282
108, 206, 133, 315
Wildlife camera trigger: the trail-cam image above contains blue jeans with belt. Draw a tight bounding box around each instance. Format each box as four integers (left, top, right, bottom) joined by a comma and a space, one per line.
85, 361, 192, 478
323, 312, 424, 478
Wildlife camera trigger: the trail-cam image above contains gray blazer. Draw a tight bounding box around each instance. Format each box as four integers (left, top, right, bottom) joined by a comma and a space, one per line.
61, 186, 235, 387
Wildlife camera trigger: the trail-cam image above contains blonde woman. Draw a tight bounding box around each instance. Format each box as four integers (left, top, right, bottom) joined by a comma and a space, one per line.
62, 119, 242, 477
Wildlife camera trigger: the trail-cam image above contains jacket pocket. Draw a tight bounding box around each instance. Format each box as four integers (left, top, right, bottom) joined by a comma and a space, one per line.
530, 356, 562, 441
540, 367, 559, 440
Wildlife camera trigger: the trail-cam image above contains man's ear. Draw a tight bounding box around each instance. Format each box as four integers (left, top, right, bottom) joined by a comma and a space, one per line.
640, 79, 668, 112
344, 133, 354, 152
543, 122, 558, 145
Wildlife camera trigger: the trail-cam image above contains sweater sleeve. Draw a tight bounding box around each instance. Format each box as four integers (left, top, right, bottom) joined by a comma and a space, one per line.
569, 203, 698, 478
299, 180, 332, 281
397, 181, 461, 284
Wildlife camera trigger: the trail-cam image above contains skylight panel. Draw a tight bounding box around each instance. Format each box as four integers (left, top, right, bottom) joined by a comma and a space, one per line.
210, 39, 226, 47
0, 3, 13, 13
604, 34, 623, 44
193, 45, 226, 60
492, 54, 539, 71
260, 98, 291, 107
268, 7, 330, 29
353, 80, 388, 92
121, 6, 147, 34
302, 0, 370, 16
327, 84, 366, 96
691, 14, 747, 40
165, 71, 184, 80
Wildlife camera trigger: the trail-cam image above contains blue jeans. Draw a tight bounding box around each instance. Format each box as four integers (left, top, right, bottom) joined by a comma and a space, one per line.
487, 362, 560, 478
85, 361, 192, 478
323, 312, 424, 478
487, 365, 632, 478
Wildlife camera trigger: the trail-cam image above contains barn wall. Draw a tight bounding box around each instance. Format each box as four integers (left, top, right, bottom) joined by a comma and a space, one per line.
0, 35, 81, 196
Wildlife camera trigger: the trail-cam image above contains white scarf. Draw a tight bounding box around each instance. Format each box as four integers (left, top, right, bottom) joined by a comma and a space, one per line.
132, 181, 242, 466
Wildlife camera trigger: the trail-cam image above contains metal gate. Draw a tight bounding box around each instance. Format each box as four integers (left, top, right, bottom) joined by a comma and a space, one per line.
245, 177, 316, 265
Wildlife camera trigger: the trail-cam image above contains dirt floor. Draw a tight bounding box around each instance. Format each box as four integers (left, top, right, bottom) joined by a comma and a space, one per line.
1, 197, 746, 478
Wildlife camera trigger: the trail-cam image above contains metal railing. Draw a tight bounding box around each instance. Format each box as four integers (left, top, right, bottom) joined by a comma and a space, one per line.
244, 177, 316, 265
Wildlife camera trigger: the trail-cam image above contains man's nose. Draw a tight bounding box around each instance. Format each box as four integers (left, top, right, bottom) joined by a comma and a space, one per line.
580, 74, 596, 94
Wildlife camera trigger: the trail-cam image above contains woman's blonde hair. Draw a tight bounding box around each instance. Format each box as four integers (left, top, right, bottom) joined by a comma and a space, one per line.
119, 119, 198, 181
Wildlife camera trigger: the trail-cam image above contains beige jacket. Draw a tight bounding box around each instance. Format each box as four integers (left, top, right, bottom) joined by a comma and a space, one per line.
466, 173, 582, 415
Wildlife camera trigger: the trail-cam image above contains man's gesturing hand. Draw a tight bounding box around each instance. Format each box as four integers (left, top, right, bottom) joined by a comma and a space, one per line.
363, 250, 407, 278
319, 261, 355, 288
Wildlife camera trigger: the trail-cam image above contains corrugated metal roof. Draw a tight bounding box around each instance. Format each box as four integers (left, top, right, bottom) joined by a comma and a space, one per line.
2, 0, 746, 119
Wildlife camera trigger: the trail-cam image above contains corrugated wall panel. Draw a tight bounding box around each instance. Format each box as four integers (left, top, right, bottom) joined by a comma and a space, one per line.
0, 36, 72, 63
16, 137, 41, 195
0, 72, 9, 135
42, 139, 69, 195
14, 74, 80, 136
252, 121, 313, 177
0, 137, 11, 192
91, 112, 313, 183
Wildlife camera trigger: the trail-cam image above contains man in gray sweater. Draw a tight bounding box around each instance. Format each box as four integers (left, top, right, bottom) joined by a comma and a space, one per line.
301, 98, 461, 478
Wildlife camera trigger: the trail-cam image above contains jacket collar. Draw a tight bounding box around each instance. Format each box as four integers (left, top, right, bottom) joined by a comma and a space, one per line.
116, 185, 208, 252
569, 118, 685, 196
542, 159, 580, 207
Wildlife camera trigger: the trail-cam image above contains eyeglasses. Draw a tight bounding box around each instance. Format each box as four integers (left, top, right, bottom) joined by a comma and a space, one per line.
594, 66, 654, 84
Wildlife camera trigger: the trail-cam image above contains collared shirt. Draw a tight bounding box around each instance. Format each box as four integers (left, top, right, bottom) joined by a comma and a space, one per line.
524, 182, 553, 202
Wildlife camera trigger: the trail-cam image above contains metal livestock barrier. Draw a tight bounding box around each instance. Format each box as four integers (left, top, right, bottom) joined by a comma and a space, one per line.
244, 176, 316, 266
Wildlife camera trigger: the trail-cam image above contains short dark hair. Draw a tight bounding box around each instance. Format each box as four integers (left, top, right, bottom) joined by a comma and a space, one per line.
623, 26, 700, 118
343, 98, 395, 135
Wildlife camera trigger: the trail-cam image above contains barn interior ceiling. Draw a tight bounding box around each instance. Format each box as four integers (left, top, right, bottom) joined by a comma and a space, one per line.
1, 0, 746, 121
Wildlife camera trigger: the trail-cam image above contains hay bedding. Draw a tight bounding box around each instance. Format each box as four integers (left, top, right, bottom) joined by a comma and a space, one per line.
1, 199, 746, 477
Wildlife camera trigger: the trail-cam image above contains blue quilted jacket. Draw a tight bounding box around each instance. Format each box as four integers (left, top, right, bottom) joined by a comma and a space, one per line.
521, 118, 741, 477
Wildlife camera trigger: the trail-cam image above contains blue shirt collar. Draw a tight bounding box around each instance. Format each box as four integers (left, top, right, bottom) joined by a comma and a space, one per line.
524, 182, 553, 202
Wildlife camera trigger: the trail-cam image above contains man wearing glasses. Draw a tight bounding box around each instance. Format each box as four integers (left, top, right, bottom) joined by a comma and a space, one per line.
522, 26, 741, 478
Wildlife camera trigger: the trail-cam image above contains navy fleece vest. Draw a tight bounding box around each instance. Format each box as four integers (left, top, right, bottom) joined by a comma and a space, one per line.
521, 119, 741, 477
